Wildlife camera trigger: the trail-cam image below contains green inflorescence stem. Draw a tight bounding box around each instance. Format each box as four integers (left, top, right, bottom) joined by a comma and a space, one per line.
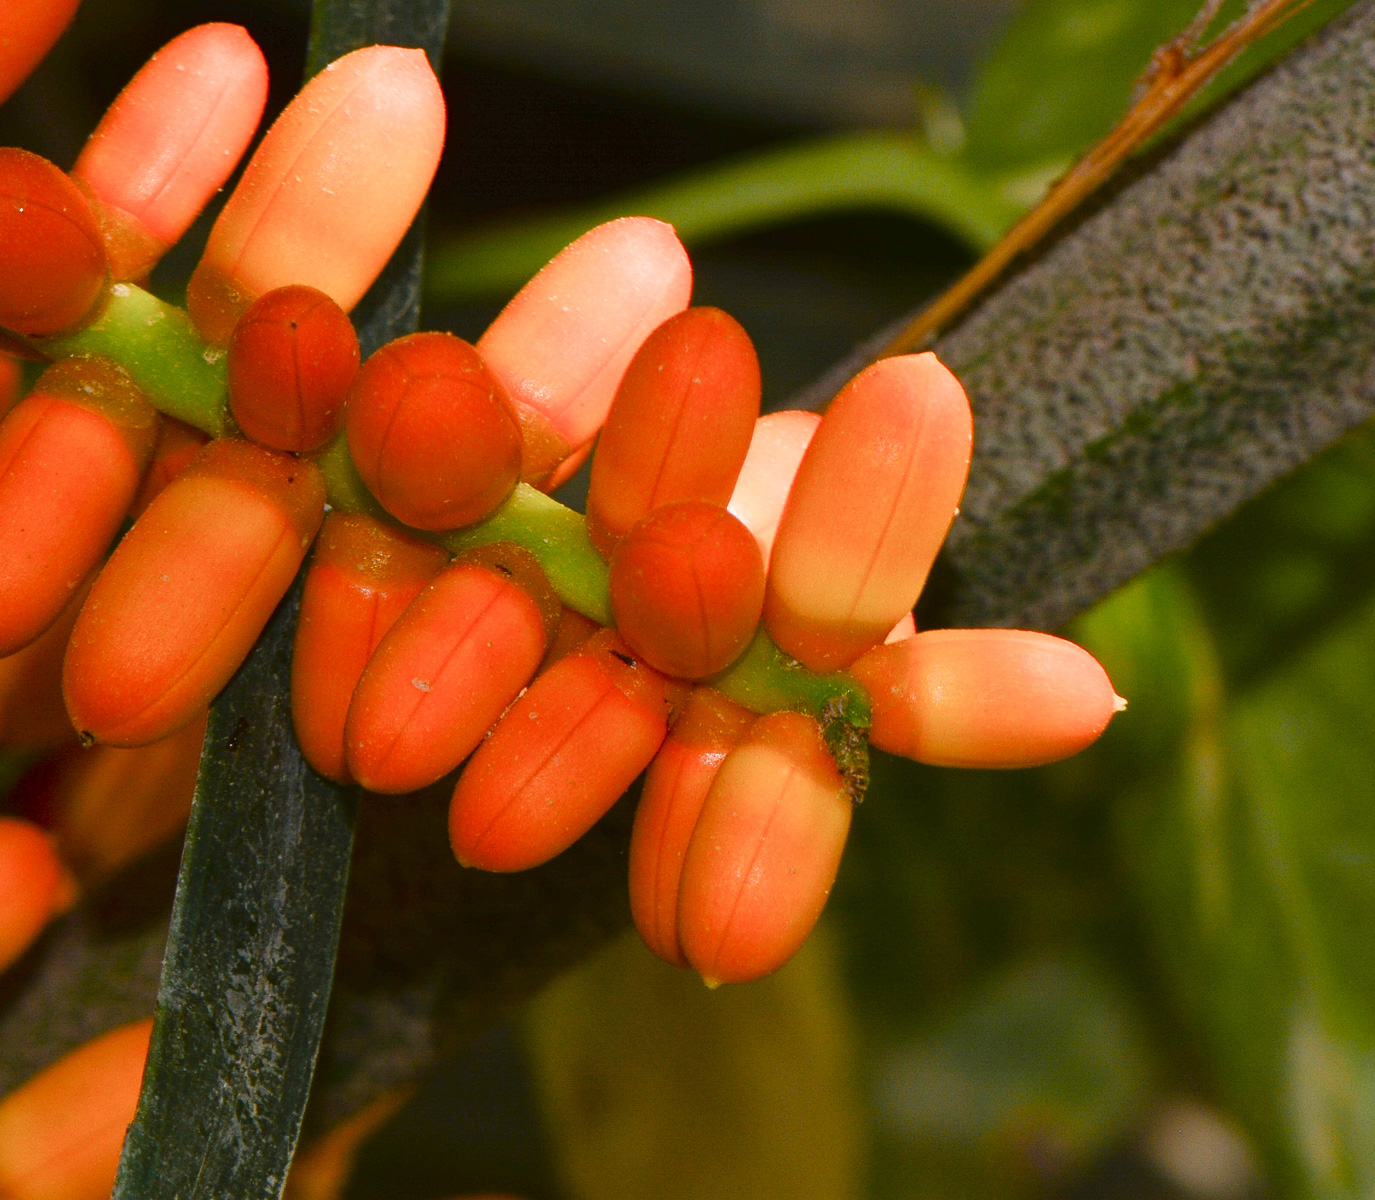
13, 284, 873, 731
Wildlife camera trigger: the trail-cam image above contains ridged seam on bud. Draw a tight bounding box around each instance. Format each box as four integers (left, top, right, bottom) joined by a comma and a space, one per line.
187, 45, 445, 344
765, 353, 972, 672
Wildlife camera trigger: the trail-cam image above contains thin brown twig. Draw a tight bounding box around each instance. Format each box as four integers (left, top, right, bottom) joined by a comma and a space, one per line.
880, 0, 1317, 358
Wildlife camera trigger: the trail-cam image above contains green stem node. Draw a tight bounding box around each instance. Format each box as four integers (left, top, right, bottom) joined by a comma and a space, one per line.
34, 284, 230, 437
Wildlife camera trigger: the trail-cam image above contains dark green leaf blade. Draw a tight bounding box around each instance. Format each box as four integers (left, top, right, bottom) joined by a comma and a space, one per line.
111, 581, 357, 1200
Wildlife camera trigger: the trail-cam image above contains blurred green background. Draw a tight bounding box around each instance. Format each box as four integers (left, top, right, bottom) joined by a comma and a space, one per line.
7, 0, 1375, 1197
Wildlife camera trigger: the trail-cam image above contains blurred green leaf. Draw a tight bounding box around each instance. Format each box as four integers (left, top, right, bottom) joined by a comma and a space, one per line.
1072, 540, 1375, 1195
521, 927, 865, 1200
426, 133, 1016, 304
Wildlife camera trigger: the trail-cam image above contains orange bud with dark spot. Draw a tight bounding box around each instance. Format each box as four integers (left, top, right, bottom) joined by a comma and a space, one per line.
610, 501, 764, 680
229, 285, 359, 452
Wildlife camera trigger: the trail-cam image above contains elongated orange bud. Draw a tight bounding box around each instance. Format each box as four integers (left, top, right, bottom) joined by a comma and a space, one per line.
542, 605, 600, 669
726, 409, 819, 570
64, 438, 325, 746
678, 712, 851, 986
346, 333, 522, 529
0, 354, 20, 416
630, 688, 754, 966
0, 1017, 152, 1200
0, 359, 157, 656
450, 629, 673, 872
54, 712, 205, 886
851, 629, 1122, 768
765, 354, 972, 671
0, 583, 86, 750
0, 149, 106, 336
187, 45, 445, 344
586, 307, 759, 557
0, 0, 81, 107
128, 417, 209, 518
229, 285, 359, 452
609, 501, 764, 679
477, 218, 693, 487
0, 818, 64, 971
291, 514, 447, 783
347, 561, 549, 794
73, 24, 268, 279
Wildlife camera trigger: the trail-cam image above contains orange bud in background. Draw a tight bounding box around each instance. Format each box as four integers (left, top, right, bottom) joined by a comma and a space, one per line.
629, 688, 753, 966
541, 605, 601, 670
73, 24, 269, 279
345, 333, 521, 529
0, 0, 81, 108
678, 711, 851, 986
477, 218, 693, 486
0, 354, 21, 417
0, 818, 66, 972
765, 354, 972, 672
50, 714, 204, 887
586, 307, 759, 557
0, 149, 106, 337
229, 285, 359, 453
187, 45, 445, 344
64, 438, 324, 747
128, 417, 209, 518
850, 629, 1122, 768
0, 1017, 152, 1200
0, 359, 157, 656
0, 583, 86, 751
291, 514, 448, 783
726, 409, 820, 570
609, 501, 764, 680
449, 630, 673, 872
345, 560, 549, 794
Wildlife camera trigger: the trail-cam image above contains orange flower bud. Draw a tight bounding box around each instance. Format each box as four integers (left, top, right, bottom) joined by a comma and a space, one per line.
54, 712, 205, 887
449, 630, 673, 872
0, 0, 81, 108
0, 817, 65, 972
726, 409, 820, 570
0, 354, 20, 417
64, 438, 325, 746
477, 218, 692, 486
850, 629, 1122, 768
629, 688, 753, 966
345, 560, 549, 794
128, 417, 209, 518
187, 45, 445, 344
0, 582, 86, 751
291, 514, 447, 783
0, 359, 157, 656
345, 333, 521, 529
678, 712, 851, 986
229, 285, 359, 452
586, 307, 759, 557
765, 354, 972, 671
0, 149, 106, 337
0, 1017, 153, 1200
73, 24, 268, 278
541, 605, 601, 670
609, 501, 764, 679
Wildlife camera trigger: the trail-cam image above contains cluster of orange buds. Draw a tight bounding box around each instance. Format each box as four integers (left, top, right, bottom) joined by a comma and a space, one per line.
0, 18, 1123, 1012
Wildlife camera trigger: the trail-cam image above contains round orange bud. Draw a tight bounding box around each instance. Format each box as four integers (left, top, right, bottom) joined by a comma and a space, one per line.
229, 285, 360, 452
346, 333, 522, 530
609, 501, 764, 680
0, 149, 106, 336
